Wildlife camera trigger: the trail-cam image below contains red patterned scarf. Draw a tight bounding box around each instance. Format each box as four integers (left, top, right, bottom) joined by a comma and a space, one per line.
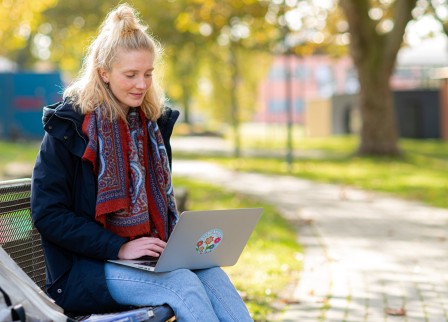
82, 107, 178, 241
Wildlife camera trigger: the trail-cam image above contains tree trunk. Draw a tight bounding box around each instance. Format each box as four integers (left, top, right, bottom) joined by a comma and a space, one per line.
357, 64, 400, 155
181, 83, 191, 125
230, 44, 241, 158
340, 0, 417, 156
175, 44, 199, 126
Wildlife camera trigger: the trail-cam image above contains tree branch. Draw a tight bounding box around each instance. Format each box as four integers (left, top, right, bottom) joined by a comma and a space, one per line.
339, 0, 378, 65
427, 1, 448, 35
383, 0, 416, 72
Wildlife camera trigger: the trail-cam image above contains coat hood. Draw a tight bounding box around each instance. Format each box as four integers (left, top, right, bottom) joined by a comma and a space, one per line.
42, 99, 84, 128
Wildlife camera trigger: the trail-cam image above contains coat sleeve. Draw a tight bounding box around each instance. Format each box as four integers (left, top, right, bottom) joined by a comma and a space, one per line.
31, 133, 127, 260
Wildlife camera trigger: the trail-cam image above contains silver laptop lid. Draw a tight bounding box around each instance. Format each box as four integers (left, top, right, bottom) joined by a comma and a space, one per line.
154, 208, 263, 272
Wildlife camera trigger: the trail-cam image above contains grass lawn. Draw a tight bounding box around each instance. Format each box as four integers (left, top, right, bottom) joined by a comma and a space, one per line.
174, 136, 448, 209
0, 140, 40, 176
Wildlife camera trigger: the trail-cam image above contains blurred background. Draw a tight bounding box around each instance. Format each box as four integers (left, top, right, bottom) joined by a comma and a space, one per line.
2, 1, 448, 320
1, 0, 448, 158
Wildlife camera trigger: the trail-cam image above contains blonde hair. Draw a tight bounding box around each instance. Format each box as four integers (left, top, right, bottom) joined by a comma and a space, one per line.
63, 3, 164, 121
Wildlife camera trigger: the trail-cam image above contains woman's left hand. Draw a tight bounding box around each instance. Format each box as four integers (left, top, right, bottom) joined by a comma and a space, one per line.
117, 237, 167, 259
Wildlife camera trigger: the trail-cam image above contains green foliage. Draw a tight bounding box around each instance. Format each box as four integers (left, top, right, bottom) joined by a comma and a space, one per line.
34, 0, 277, 128
172, 176, 302, 321
0, 0, 58, 68
42, 0, 121, 73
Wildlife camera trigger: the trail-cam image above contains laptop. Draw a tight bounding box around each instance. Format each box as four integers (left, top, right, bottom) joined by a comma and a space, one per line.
108, 208, 263, 273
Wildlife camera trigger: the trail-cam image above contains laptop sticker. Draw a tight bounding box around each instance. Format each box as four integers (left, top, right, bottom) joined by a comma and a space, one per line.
196, 229, 223, 254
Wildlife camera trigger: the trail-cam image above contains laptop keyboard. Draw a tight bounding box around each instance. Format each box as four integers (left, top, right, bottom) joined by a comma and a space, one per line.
136, 261, 157, 267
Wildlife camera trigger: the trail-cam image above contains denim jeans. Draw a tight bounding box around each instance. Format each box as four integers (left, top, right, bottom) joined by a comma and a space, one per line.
104, 263, 253, 322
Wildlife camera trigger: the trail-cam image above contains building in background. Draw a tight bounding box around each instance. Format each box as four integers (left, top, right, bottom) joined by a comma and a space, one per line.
254, 36, 448, 139
0, 72, 63, 140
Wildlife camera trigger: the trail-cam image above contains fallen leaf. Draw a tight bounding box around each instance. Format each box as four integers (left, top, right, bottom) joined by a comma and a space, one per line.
385, 307, 406, 316
276, 298, 302, 306
316, 297, 329, 304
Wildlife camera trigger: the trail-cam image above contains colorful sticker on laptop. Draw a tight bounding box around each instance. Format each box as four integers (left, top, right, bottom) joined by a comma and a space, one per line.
196, 229, 223, 254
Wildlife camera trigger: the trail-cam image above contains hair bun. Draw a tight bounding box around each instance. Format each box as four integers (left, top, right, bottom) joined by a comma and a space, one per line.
104, 3, 144, 35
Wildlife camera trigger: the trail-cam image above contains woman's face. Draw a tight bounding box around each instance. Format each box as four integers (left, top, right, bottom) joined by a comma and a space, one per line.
99, 49, 154, 110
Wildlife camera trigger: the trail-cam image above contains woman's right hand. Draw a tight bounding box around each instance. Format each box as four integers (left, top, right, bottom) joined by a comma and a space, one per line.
118, 237, 167, 260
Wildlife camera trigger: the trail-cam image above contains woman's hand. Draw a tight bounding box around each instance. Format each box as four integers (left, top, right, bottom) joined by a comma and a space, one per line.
118, 237, 167, 260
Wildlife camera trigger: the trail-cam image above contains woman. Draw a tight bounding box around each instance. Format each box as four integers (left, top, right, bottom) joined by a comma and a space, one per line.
31, 4, 253, 322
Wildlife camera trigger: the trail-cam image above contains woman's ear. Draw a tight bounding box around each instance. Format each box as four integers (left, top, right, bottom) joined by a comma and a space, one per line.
98, 68, 109, 84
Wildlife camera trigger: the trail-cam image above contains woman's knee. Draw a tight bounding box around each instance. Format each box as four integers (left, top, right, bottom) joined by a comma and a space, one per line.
164, 268, 204, 291
195, 267, 230, 284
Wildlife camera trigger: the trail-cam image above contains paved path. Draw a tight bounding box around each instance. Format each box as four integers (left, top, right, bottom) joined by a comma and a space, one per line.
173, 160, 448, 322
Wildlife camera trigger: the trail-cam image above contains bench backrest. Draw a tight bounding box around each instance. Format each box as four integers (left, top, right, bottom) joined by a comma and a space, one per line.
0, 178, 176, 321
0, 178, 46, 290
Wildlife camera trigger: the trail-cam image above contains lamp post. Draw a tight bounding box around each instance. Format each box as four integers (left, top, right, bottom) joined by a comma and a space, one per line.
277, 1, 298, 173
285, 47, 294, 173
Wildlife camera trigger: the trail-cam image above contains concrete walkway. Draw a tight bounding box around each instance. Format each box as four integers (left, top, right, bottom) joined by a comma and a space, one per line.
173, 160, 448, 322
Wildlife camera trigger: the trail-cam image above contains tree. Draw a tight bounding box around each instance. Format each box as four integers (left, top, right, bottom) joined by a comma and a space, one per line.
428, 0, 448, 36
0, 0, 58, 69
40, 1, 277, 145
139, 0, 210, 125
271, 0, 347, 169
42, 0, 120, 73
339, 0, 417, 156
180, 0, 274, 156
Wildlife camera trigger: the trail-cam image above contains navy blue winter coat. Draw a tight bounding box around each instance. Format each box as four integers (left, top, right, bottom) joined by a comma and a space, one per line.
31, 99, 179, 314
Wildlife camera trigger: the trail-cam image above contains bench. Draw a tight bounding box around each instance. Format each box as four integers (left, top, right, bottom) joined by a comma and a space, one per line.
0, 178, 176, 322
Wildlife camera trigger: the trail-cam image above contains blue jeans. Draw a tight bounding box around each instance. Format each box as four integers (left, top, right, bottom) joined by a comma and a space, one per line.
104, 263, 253, 322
